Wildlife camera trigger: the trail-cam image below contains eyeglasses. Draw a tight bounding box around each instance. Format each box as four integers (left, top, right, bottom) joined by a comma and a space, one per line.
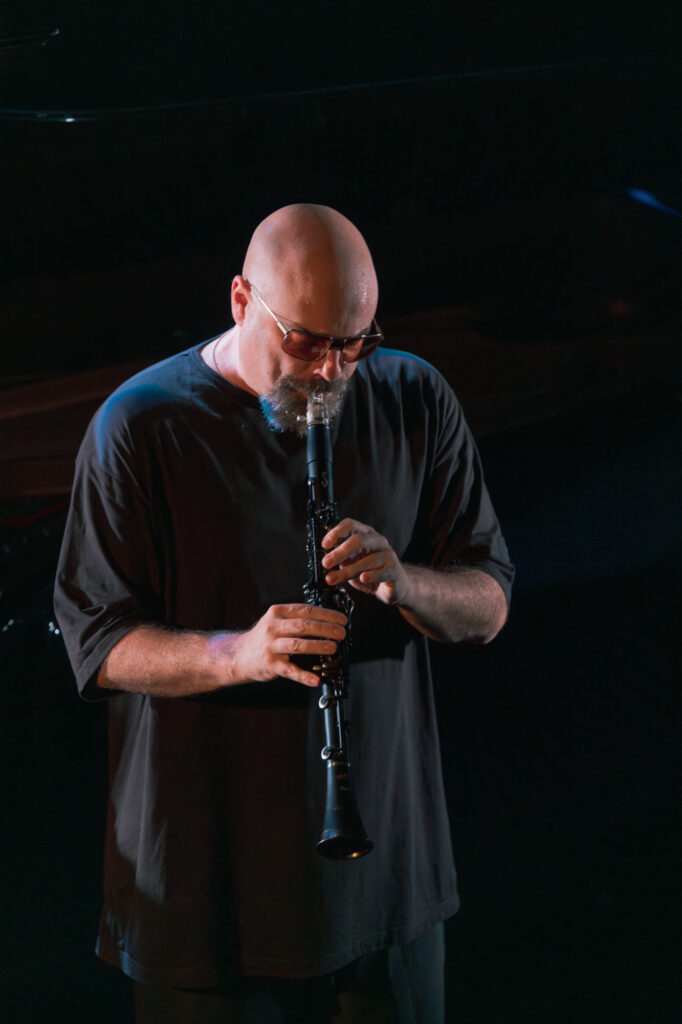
247, 281, 383, 363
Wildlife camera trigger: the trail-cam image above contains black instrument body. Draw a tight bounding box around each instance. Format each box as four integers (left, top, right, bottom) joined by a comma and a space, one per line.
304, 393, 373, 860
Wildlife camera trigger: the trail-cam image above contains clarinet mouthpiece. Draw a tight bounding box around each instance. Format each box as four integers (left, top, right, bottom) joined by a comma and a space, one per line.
306, 390, 331, 426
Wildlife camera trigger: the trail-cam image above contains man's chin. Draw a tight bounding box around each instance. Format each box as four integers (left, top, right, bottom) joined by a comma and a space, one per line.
259, 376, 348, 437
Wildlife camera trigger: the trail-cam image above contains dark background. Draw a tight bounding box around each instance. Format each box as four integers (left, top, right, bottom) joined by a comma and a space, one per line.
1, 2, 680, 1021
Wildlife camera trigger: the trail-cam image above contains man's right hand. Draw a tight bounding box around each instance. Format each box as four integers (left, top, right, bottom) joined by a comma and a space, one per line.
221, 603, 347, 688
98, 605, 347, 696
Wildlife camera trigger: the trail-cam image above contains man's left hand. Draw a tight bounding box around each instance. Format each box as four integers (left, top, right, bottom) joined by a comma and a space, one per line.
321, 518, 409, 606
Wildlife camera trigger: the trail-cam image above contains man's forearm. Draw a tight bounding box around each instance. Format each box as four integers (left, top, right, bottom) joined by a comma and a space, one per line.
96, 601, 350, 696
397, 565, 508, 644
97, 625, 244, 696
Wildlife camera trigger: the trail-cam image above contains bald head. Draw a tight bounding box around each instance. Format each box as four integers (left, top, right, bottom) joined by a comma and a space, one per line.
242, 204, 378, 333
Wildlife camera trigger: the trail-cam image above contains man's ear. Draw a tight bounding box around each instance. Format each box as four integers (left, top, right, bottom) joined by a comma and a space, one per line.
231, 275, 249, 326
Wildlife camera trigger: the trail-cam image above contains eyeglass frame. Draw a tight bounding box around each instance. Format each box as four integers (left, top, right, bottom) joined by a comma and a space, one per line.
246, 280, 383, 363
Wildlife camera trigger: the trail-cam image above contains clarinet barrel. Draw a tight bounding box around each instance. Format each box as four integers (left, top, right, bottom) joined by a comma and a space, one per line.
304, 392, 373, 860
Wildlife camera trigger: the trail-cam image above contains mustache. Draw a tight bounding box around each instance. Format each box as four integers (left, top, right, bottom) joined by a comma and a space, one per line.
277, 376, 344, 398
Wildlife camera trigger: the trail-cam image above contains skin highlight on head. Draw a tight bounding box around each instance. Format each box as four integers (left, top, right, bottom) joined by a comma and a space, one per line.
242, 203, 378, 333
209, 205, 379, 435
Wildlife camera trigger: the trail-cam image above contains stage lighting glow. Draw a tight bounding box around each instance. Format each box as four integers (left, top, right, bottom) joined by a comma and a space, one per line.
626, 188, 681, 219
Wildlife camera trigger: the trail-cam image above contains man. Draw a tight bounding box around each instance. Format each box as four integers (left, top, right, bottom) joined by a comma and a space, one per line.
55, 204, 514, 1022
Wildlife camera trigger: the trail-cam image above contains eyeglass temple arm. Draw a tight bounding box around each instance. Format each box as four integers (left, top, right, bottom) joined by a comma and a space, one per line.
247, 282, 289, 333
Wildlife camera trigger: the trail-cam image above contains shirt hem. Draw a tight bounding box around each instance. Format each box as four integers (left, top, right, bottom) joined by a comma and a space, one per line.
95, 893, 459, 986
240, 895, 460, 978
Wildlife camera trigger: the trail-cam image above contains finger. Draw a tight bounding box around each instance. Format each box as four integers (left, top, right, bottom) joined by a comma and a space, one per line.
321, 518, 360, 550
272, 658, 320, 688
326, 553, 391, 585
277, 637, 339, 656
274, 603, 347, 625
339, 551, 390, 572
356, 566, 394, 585
275, 619, 346, 641
321, 533, 366, 568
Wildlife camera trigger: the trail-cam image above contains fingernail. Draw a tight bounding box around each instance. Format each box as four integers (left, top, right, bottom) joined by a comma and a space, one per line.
326, 572, 338, 583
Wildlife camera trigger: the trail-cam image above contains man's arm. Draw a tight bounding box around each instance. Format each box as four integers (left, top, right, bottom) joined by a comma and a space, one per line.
321, 518, 508, 645
392, 563, 507, 643
97, 603, 347, 696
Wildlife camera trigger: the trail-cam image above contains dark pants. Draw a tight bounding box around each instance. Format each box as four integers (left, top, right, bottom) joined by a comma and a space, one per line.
133, 922, 445, 1023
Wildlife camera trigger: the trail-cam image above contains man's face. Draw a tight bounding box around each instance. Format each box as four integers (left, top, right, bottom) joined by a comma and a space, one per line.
240, 280, 371, 437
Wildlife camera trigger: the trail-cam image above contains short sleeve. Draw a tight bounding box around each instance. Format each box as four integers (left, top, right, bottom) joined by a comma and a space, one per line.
411, 375, 515, 604
54, 414, 163, 700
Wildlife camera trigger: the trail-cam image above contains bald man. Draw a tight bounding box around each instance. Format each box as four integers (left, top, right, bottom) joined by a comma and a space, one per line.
55, 204, 514, 1022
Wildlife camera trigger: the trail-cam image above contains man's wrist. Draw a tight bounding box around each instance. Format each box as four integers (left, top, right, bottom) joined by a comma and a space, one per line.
205, 630, 249, 687
392, 562, 423, 609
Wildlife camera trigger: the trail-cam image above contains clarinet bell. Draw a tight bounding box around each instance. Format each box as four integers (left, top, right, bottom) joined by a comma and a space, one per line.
316, 757, 373, 860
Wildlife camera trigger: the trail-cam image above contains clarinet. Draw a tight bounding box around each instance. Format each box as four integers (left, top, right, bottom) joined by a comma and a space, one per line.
304, 391, 373, 860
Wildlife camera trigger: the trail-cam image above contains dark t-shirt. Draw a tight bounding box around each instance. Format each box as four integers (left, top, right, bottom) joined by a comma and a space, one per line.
55, 344, 514, 986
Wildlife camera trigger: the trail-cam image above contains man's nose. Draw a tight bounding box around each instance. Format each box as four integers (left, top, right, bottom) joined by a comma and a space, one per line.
314, 347, 344, 381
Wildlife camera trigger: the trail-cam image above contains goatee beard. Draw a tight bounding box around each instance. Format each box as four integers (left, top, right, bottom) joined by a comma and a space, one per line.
259, 375, 349, 438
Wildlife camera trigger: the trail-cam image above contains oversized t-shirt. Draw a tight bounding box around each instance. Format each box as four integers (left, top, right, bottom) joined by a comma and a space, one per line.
55, 344, 514, 987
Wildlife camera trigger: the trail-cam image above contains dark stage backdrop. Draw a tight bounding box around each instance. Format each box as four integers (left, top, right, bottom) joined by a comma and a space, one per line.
1, 3, 680, 1021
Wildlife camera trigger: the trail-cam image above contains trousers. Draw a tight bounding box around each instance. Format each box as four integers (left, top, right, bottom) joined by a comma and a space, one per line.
133, 922, 446, 1024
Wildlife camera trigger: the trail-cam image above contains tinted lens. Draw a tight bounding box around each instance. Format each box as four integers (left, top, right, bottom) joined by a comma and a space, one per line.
282, 329, 383, 362
282, 330, 332, 361
339, 338, 365, 361
344, 335, 382, 362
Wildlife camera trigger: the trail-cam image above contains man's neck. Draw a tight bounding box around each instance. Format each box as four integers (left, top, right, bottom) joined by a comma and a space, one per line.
202, 328, 257, 396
